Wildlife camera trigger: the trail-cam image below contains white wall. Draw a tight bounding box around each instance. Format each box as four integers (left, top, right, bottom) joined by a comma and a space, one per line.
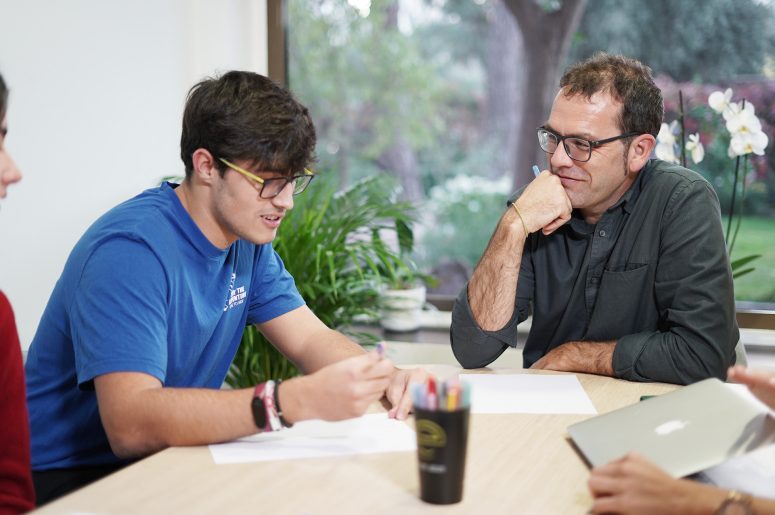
0, 0, 268, 348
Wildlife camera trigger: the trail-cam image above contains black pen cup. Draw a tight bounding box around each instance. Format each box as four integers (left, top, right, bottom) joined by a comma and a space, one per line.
414, 406, 470, 504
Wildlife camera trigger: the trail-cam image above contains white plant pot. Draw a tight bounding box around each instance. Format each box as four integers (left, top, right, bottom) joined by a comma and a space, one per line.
379, 286, 426, 332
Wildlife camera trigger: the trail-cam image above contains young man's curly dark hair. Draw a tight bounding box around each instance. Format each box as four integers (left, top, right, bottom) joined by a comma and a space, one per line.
180, 71, 317, 179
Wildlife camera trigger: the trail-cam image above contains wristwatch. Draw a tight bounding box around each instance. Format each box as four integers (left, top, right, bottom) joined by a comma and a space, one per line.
252, 380, 282, 432
716, 490, 753, 515
251, 380, 293, 432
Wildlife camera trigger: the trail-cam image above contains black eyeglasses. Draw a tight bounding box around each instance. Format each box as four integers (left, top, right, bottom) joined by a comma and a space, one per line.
537, 127, 639, 163
219, 158, 315, 199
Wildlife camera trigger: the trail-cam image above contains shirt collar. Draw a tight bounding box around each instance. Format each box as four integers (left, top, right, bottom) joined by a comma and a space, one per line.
564, 160, 654, 235
611, 159, 652, 215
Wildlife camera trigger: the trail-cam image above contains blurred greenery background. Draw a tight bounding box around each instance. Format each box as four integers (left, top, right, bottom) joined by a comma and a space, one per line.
287, 0, 775, 303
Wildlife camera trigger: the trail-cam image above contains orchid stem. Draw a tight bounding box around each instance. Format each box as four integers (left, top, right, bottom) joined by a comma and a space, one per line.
725, 154, 741, 249
729, 154, 749, 257
725, 98, 748, 253
678, 90, 687, 168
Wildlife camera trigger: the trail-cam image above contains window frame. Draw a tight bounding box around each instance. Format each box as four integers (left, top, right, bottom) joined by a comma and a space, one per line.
275, 0, 775, 328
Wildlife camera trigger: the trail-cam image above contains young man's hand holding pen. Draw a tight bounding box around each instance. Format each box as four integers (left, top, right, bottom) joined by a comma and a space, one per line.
278, 341, 428, 423
281, 351, 394, 422
375, 342, 431, 420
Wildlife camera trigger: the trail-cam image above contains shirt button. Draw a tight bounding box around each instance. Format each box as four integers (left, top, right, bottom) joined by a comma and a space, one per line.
599, 230, 607, 237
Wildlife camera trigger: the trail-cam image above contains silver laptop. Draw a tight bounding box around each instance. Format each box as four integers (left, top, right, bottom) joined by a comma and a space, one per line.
568, 378, 775, 478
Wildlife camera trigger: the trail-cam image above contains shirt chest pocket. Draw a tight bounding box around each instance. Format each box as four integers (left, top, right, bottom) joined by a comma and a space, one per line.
586, 263, 658, 340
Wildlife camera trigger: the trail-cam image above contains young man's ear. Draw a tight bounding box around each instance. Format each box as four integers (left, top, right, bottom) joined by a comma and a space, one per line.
627, 134, 656, 174
191, 148, 219, 183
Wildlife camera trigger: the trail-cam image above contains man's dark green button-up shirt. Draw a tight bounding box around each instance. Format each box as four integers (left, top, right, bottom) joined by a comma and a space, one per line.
451, 160, 739, 385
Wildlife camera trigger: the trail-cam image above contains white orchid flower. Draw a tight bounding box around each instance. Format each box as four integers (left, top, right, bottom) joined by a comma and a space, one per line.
685, 133, 704, 164
655, 121, 679, 163
726, 101, 762, 136
655, 141, 678, 163
730, 129, 769, 157
708, 88, 733, 115
657, 122, 676, 145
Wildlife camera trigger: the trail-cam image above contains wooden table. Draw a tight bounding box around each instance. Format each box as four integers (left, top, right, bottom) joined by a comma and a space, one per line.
33, 360, 680, 515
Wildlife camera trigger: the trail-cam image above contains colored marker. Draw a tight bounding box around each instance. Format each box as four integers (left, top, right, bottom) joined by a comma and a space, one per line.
447, 382, 459, 411
532, 165, 541, 177
427, 376, 438, 411
376, 342, 386, 358
462, 381, 471, 408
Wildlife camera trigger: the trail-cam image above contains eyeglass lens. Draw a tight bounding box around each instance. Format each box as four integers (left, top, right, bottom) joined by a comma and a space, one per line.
538, 129, 591, 161
260, 175, 313, 198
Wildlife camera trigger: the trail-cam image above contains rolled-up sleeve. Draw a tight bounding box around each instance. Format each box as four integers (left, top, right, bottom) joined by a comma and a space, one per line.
612, 179, 739, 384
450, 285, 525, 368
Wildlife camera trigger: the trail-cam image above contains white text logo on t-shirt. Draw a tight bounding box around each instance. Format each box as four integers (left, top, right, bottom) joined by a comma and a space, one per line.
224, 273, 247, 312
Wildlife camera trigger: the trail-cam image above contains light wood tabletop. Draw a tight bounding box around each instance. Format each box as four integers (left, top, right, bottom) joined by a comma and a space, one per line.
33, 351, 681, 515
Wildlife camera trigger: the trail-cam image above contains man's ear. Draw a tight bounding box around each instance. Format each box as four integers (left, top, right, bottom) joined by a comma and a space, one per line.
628, 134, 656, 173
191, 148, 218, 184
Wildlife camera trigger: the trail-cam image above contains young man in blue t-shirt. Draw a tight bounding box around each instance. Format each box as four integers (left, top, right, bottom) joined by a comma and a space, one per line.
25, 71, 427, 505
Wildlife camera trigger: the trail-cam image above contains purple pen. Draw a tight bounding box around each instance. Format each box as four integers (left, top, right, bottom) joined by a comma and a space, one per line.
376, 342, 386, 358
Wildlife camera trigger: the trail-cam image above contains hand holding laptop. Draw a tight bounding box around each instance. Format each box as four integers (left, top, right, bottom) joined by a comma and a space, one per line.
587, 366, 775, 515
588, 452, 735, 515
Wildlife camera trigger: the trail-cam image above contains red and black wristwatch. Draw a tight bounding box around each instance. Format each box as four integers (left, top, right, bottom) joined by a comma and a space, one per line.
251, 380, 293, 432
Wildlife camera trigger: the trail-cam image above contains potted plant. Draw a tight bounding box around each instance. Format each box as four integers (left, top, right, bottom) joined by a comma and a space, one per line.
226, 173, 420, 388
369, 221, 437, 332
374, 261, 432, 332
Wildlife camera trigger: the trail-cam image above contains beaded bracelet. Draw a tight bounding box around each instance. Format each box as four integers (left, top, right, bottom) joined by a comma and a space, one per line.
273, 379, 294, 428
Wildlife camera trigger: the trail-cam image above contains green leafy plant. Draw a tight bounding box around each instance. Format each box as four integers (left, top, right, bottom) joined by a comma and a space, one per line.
226, 173, 419, 388
374, 236, 437, 291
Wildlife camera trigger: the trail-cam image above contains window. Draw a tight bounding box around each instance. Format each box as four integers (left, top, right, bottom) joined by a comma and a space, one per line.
282, 0, 775, 307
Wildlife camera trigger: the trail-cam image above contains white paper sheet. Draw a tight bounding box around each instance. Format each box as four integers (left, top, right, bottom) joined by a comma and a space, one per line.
701, 443, 775, 498
209, 413, 416, 464
460, 374, 597, 414
696, 383, 775, 498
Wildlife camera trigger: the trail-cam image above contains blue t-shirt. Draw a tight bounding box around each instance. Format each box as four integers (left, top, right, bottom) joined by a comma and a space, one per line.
25, 182, 304, 470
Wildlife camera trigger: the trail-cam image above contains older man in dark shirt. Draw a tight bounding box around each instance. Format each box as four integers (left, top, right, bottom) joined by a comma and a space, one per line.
450, 53, 739, 385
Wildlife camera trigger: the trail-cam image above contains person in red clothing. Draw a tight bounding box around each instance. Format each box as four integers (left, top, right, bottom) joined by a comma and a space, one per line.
0, 71, 35, 514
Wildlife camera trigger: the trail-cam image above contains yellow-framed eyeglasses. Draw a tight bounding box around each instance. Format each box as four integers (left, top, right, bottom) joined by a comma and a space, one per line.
219, 158, 315, 198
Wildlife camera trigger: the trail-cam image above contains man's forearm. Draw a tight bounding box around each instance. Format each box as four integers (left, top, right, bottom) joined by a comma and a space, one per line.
258, 307, 366, 375
468, 209, 527, 331
531, 340, 616, 376
95, 378, 258, 459
290, 327, 365, 373
98, 345, 404, 460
